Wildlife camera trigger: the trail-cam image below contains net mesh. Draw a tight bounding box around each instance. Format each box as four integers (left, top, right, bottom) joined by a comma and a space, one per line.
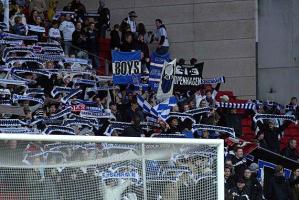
0, 139, 218, 200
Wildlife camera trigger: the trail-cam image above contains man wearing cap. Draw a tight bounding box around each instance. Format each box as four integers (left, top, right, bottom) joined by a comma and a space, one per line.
229, 178, 250, 200
120, 11, 137, 38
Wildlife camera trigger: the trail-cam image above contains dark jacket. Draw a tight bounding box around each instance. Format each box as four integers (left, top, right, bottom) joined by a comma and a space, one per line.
229, 187, 250, 200
72, 30, 86, 50
244, 177, 263, 200
120, 41, 134, 52
257, 121, 291, 153
218, 110, 251, 138
110, 30, 120, 49
268, 175, 294, 200
281, 146, 299, 161
231, 156, 247, 179
85, 30, 98, 53
133, 40, 149, 63
12, 23, 26, 35
290, 175, 299, 200
123, 124, 143, 137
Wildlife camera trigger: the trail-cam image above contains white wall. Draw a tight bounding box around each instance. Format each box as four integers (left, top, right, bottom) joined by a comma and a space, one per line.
258, 0, 299, 104
58, 0, 257, 99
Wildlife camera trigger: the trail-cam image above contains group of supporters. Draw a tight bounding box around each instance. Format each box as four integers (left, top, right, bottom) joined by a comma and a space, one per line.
0, 0, 298, 200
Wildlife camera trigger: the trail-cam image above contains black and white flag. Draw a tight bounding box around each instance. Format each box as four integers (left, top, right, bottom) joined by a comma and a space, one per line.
157, 59, 176, 101
174, 62, 204, 90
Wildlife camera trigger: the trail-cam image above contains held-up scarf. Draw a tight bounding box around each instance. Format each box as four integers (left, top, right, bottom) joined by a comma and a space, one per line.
0, 33, 38, 41
193, 123, 235, 137
253, 114, 297, 123
0, 39, 23, 45
0, 127, 40, 134
0, 119, 28, 127
43, 125, 75, 135
11, 67, 53, 78
12, 94, 44, 104
199, 76, 225, 85
215, 102, 256, 110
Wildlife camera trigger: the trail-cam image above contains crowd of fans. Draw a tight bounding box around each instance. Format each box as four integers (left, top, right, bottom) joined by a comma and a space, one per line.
0, 0, 298, 200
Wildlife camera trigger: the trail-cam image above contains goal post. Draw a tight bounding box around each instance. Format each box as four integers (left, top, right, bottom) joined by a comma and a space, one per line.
0, 134, 224, 200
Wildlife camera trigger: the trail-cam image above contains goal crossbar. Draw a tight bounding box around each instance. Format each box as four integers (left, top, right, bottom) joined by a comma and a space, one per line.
0, 134, 224, 200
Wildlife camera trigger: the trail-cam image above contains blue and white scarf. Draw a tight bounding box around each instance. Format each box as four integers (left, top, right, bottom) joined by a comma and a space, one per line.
0, 39, 23, 45
12, 94, 44, 104
11, 67, 52, 78
0, 119, 27, 127
0, 33, 38, 41
61, 89, 82, 104
200, 76, 225, 85
193, 123, 235, 137
216, 102, 256, 110
0, 127, 40, 134
253, 114, 296, 123
43, 125, 75, 135
24, 88, 44, 96
185, 107, 211, 115
0, 78, 28, 87
47, 107, 72, 120
27, 24, 45, 33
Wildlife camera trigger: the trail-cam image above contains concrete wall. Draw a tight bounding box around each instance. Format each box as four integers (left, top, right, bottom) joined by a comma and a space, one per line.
258, 0, 299, 104
58, 0, 257, 99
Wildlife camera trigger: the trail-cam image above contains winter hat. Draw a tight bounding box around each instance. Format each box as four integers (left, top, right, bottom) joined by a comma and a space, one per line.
249, 163, 259, 173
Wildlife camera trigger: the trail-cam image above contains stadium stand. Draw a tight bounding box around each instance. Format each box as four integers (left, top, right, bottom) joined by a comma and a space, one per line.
0, 0, 298, 199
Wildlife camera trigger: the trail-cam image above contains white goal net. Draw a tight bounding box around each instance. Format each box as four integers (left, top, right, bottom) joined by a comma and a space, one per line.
0, 134, 224, 200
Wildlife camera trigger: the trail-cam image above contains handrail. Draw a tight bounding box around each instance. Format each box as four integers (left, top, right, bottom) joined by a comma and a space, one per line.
60, 40, 112, 64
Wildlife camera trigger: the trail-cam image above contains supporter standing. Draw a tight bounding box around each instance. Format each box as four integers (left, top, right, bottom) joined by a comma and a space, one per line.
154, 19, 169, 55
48, 21, 61, 42
268, 165, 294, 200
120, 11, 137, 37
290, 168, 299, 200
29, 0, 47, 15
225, 166, 235, 198
231, 147, 247, 179
59, 13, 75, 56
120, 32, 134, 52
86, 22, 100, 68
110, 24, 121, 50
281, 139, 299, 161
12, 16, 26, 35
123, 114, 144, 137
243, 168, 263, 200
228, 178, 250, 200
97, 1, 110, 38
257, 119, 292, 153
134, 34, 150, 70
70, 0, 86, 20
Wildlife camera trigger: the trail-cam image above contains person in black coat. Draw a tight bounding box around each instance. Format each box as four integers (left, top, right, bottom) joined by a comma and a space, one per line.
218, 108, 252, 138
120, 32, 135, 52
225, 165, 236, 199
231, 147, 248, 180
110, 24, 121, 50
243, 168, 263, 200
281, 139, 299, 161
290, 168, 299, 200
268, 165, 294, 200
257, 119, 292, 153
72, 22, 87, 53
122, 114, 143, 137
229, 178, 250, 200
254, 131, 268, 149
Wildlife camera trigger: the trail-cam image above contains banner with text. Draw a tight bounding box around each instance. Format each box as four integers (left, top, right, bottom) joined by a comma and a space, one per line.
112, 50, 141, 85
174, 62, 204, 90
